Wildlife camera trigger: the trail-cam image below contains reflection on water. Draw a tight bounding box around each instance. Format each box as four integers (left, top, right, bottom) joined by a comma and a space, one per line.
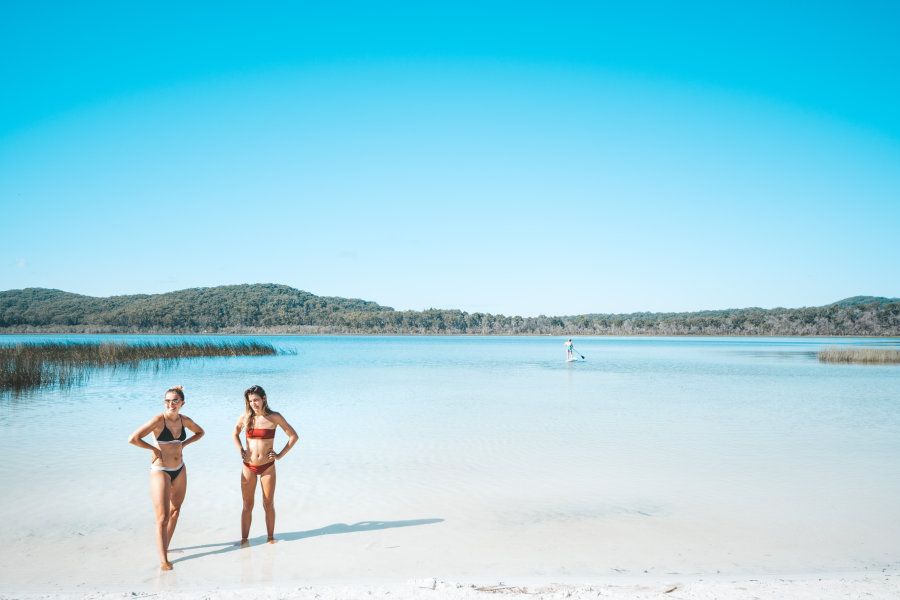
1, 335, 899, 590
733, 350, 820, 360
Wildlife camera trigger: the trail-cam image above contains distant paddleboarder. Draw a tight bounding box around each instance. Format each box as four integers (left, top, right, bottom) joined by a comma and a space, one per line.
565, 338, 584, 362
565, 339, 584, 362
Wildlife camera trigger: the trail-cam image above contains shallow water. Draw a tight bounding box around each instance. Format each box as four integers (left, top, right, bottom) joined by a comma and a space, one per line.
1, 335, 899, 591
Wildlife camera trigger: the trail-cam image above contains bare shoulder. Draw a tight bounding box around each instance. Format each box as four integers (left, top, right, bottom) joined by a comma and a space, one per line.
269, 412, 297, 435
142, 413, 165, 434
268, 411, 288, 424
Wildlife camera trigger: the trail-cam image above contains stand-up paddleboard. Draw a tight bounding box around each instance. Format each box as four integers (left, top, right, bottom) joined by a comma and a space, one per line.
566, 357, 577, 362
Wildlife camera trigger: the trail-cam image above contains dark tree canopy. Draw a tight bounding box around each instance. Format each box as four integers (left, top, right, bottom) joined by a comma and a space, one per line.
1, 285, 897, 336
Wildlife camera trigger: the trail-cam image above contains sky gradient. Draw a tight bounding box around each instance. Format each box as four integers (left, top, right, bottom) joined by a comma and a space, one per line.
2, 2, 899, 316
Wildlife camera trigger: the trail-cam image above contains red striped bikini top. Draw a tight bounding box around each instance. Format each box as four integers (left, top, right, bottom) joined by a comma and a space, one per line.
247, 428, 276, 439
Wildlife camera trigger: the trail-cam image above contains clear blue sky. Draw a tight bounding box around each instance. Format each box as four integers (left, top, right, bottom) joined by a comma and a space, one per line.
2, 2, 898, 316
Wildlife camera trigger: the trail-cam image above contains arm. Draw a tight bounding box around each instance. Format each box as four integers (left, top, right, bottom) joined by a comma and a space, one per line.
128, 415, 164, 462
269, 413, 299, 461
233, 416, 248, 461
180, 415, 205, 448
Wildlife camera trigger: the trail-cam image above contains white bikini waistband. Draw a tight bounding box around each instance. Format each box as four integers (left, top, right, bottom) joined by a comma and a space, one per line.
150, 463, 184, 472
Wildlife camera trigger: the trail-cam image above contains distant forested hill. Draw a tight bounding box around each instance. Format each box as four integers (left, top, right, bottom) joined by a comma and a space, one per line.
0, 285, 897, 336
0, 284, 389, 331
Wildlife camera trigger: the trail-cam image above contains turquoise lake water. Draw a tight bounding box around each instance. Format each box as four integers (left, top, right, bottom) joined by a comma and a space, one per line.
1, 335, 899, 591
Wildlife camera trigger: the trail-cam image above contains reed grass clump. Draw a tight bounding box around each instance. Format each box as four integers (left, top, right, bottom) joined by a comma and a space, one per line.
0, 340, 277, 392
817, 347, 900, 364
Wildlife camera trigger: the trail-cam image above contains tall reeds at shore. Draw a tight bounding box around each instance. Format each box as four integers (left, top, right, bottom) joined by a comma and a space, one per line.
0, 340, 277, 392
817, 347, 900, 364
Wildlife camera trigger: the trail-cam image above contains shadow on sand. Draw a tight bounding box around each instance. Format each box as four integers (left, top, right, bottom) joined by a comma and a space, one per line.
169, 518, 444, 564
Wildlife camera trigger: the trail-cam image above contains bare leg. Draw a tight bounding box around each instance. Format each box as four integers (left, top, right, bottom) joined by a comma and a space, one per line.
240, 465, 258, 543
150, 471, 173, 569
166, 466, 187, 551
260, 465, 277, 542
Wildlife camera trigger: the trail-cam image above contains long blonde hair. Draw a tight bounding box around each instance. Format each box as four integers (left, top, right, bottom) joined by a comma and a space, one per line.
243, 384, 273, 430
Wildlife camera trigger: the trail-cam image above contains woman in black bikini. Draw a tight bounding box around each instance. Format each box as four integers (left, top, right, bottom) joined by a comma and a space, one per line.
233, 385, 298, 545
129, 386, 205, 570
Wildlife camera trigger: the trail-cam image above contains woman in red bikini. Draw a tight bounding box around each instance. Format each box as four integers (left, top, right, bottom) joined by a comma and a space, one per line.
233, 384, 299, 545
128, 385, 205, 570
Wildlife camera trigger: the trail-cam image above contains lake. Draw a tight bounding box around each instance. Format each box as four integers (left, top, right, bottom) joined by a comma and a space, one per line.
1, 335, 899, 592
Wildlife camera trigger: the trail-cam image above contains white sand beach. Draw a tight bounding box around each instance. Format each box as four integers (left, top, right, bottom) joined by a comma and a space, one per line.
4, 573, 900, 600
3, 513, 898, 599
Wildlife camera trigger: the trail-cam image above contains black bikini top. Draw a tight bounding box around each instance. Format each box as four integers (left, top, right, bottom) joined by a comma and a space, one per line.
157, 416, 186, 443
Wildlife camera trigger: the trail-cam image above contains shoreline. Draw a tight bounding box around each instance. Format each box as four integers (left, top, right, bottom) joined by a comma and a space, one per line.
5, 571, 900, 599
2, 330, 900, 339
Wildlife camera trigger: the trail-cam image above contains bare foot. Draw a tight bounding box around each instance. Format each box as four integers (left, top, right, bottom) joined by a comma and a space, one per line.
267, 537, 277, 544
160, 561, 173, 571
237, 538, 250, 548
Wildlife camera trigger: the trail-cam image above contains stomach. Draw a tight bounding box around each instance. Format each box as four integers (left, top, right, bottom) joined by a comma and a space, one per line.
246, 438, 274, 466
152, 442, 183, 468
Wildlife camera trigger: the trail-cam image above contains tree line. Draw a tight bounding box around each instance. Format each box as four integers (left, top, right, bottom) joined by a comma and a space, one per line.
1, 285, 898, 336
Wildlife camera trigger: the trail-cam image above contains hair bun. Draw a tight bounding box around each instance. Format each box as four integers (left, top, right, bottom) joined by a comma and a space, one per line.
173, 385, 184, 391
